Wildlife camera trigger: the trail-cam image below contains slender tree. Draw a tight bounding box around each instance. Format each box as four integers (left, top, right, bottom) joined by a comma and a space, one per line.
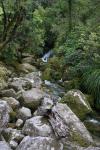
68, 0, 72, 32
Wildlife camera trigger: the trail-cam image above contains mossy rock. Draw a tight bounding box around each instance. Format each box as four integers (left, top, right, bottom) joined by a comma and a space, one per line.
8, 123, 16, 129
53, 71, 62, 80
42, 67, 62, 81
41, 56, 63, 81
49, 56, 61, 69
63, 79, 80, 91
9, 111, 17, 122
0, 63, 9, 90
71, 130, 93, 147
42, 67, 53, 81
60, 89, 92, 120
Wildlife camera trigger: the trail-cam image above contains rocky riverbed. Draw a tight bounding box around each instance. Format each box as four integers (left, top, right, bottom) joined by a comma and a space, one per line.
0, 60, 100, 150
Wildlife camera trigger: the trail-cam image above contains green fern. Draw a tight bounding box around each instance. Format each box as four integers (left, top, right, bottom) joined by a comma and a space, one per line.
82, 69, 100, 109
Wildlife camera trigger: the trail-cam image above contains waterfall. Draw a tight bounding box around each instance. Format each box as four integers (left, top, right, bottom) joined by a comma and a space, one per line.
41, 50, 53, 62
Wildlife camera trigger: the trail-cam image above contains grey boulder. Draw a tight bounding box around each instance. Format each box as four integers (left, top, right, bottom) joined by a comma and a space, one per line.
2, 97, 19, 110
25, 72, 42, 88
16, 136, 63, 150
0, 141, 11, 150
2, 128, 24, 143
0, 89, 17, 98
49, 103, 93, 147
20, 88, 44, 110
0, 101, 9, 132
8, 77, 32, 92
22, 116, 53, 137
17, 107, 32, 121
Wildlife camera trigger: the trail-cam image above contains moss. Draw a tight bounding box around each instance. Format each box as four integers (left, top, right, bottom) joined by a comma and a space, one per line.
42, 67, 52, 81
49, 56, 61, 70
12, 62, 35, 73
9, 111, 17, 122
0, 64, 8, 89
71, 131, 92, 147
60, 90, 92, 120
8, 123, 16, 128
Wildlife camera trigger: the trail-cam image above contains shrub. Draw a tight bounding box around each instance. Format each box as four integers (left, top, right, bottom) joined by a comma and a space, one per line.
82, 69, 100, 109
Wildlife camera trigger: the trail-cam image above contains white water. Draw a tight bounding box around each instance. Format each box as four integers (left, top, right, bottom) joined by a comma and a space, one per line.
89, 119, 100, 124
42, 50, 53, 62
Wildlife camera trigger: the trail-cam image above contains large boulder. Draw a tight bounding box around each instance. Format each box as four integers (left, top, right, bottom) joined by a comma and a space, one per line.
0, 89, 17, 98
16, 136, 63, 150
22, 56, 34, 64
0, 63, 10, 90
25, 72, 42, 88
49, 103, 93, 147
0, 100, 16, 123
22, 116, 53, 137
0, 101, 9, 132
61, 90, 92, 119
14, 62, 37, 73
2, 97, 19, 110
0, 141, 11, 150
17, 107, 32, 121
9, 72, 42, 92
0, 100, 17, 123
8, 77, 32, 92
2, 128, 24, 143
20, 88, 44, 110
9, 140, 18, 149
34, 96, 54, 116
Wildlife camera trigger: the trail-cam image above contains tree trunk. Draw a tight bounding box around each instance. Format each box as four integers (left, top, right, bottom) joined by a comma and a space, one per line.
68, 0, 72, 32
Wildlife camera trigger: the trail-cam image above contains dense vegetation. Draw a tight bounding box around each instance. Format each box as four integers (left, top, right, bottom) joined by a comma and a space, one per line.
0, 0, 100, 110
